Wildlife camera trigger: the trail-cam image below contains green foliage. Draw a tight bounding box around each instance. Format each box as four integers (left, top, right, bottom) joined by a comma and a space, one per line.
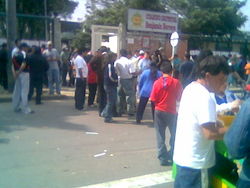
79, 0, 247, 48
72, 31, 91, 50
84, 0, 167, 31
167, 0, 247, 35
0, 0, 78, 39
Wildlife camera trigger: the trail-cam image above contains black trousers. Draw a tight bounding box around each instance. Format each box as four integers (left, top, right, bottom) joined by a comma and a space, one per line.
61, 66, 69, 86
68, 68, 75, 87
28, 76, 43, 104
74, 78, 86, 110
97, 82, 106, 116
88, 83, 97, 106
0, 68, 8, 90
136, 96, 155, 122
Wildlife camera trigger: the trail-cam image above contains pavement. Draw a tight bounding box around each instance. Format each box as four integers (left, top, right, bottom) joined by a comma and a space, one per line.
0, 86, 174, 188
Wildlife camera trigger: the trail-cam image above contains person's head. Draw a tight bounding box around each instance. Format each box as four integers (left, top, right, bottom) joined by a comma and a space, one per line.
185, 53, 191, 61
160, 60, 173, 74
15, 39, 21, 47
98, 46, 108, 54
139, 50, 145, 56
127, 51, 132, 59
196, 50, 213, 63
144, 51, 150, 59
154, 50, 160, 56
20, 43, 29, 52
34, 46, 42, 55
120, 49, 128, 57
77, 48, 87, 56
47, 41, 53, 50
105, 52, 117, 65
134, 49, 139, 56
197, 55, 230, 93
1, 43, 7, 49
41, 44, 46, 49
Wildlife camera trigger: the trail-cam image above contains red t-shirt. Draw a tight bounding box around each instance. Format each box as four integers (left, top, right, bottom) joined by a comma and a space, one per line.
87, 63, 97, 84
150, 75, 182, 114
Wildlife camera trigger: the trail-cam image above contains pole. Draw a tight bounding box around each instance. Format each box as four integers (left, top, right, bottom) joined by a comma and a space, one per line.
44, 0, 48, 41
6, 0, 17, 91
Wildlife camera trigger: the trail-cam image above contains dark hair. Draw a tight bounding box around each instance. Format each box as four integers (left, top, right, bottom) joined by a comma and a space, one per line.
185, 53, 190, 60
196, 50, 213, 63
120, 49, 128, 57
134, 49, 139, 53
98, 46, 108, 53
34, 47, 42, 55
154, 50, 160, 55
160, 60, 173, 74
15, 39, 20, 45
196, 55, 230, 79
20, 42, 28, 49
77, 48, 87, 55
1, 43, 7, 48
106, 52, 117, 64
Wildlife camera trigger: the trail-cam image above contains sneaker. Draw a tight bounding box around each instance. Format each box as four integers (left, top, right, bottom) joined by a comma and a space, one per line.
104, 119, 113, 123
14, 108, 21, 113
160, 160, 172, 166
24, 110, 35, 114
136, 119, 141, 124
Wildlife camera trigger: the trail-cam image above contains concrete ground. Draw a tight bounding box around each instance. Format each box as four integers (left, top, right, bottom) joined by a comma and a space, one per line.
0, 86, 173, 188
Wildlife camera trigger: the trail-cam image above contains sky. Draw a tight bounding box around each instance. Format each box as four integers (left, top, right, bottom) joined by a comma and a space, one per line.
71, 0, 250, 32
70, 0, 87, 22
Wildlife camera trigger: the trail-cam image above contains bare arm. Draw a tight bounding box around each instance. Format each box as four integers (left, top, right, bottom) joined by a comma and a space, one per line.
12, 62, 26, 79
201, 121, 228, 140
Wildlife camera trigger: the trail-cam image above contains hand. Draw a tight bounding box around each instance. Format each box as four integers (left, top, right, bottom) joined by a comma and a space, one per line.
13, 71, 19, 80
216, 119, 224, 127
231, 99, 241, 113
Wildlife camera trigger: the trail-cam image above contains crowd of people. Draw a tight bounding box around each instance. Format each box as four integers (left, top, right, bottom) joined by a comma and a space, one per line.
1, 39, 250, 187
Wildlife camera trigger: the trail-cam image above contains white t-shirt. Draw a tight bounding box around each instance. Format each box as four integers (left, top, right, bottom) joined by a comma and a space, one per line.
11, 47, 19, 58
173, 82, 217, 169
114, 56, 132, 79
74, 55, 88, 78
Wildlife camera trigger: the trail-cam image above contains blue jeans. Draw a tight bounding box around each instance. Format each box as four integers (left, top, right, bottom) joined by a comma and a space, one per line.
48, 69, 61, 94
136, 96, 155, 122
102, 85, 117, 120
117, 78, 135, 115
12, 72, 32, 114
154, 110, 177, 163
175, 165, 210, 188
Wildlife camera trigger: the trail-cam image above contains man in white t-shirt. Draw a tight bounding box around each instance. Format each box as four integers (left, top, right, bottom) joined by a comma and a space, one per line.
74, 48, 88, 110
114, 49, 135, 116
173, 55, 230, 188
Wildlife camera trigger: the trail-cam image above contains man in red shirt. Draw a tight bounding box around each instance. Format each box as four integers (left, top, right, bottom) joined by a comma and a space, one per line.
150, 60, 183, 166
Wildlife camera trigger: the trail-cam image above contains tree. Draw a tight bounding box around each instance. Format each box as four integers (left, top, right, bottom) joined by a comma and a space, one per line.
72, 31, 91, 50
0, 0, 78, 39
72, 0, 167, 49
166, 0, 247, 36
83, 0, 166, 32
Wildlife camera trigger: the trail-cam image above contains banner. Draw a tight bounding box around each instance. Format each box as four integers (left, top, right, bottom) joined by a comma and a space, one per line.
127, 8, 178, 34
